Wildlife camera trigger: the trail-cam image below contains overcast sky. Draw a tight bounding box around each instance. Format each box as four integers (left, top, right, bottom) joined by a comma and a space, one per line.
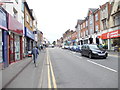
27, 0, 109, 43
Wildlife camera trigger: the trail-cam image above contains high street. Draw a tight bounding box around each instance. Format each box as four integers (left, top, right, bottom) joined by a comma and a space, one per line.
4, 47, 118, 88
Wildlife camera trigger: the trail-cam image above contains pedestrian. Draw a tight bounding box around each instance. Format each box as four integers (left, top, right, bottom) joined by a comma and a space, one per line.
102, 42, 105, 49
41, 45, 43, 50
99, 44, 103, 48
32, 46, 39, 67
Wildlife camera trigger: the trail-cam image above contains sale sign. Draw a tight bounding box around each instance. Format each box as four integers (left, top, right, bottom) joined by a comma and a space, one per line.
101, 29, 120, 39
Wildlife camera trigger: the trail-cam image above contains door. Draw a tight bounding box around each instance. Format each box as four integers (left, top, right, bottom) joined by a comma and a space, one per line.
15, 35, 20, 60
0, 29, 3, 63
83, 45, 88, 56
86, 46, 90, 56
9, 33, 15, 63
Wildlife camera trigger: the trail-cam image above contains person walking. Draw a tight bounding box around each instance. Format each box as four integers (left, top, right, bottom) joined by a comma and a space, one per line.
102, 42, 105, 49
32, 46, 39, 67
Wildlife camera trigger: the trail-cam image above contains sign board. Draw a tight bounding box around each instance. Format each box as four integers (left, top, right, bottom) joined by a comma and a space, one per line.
0, 8, 7, 30
8, 14, 23, 35
25, 27, 35, 40
102, 29, 120, 39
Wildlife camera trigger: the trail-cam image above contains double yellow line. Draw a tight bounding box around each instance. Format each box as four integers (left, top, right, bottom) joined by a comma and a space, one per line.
47, 49, 57, 88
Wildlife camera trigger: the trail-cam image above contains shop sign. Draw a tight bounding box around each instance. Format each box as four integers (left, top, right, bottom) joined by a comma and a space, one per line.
8, 14, 23, 35
0, 8, 7, 30
25, 27, 35, 40
102, 29, 120, 39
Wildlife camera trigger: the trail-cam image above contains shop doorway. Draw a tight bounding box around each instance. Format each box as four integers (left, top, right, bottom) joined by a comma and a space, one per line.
15, 35, 20, 61
9, 33, 15, 63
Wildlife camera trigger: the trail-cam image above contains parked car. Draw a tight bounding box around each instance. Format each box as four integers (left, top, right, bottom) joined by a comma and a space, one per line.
81, 44, 108, 59
69, 46, 73, 50
76, 45, 82, 52
52, 44, 54, 48
64, 45, 69, 49
27, 50, 32, 57
68, 46, 72, 50
49, 44, 54, 48
72, 46, 77, 51
62, 45, 65, 49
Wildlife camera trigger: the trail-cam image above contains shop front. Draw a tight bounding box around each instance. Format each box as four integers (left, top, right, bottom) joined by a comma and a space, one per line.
0, 7, 8, 68
8, 14, 23, 63
24, 27, 35, 56
101, 28, 120, 50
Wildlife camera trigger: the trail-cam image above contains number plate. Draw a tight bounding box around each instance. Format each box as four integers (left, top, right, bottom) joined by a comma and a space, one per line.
98, 53, 105, 56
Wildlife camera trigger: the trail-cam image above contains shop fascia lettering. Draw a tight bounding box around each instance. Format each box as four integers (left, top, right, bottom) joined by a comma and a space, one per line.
26, 28, 35, 40
102, 29, 120, 39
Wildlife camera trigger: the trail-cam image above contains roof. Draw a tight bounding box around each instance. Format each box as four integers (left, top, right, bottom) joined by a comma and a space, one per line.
89, 8, 98, 13
75, 19, 83, 28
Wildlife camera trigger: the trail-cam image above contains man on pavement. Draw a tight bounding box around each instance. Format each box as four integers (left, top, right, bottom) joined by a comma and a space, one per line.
32, 46, 39, 64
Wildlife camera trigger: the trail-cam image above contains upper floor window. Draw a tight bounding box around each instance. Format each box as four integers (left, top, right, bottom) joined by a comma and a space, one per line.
30, 19, 32, 27
102, 19, 107, 30
95, 25, 98, 32
85, 30, 88, 35
81, 24, 82, 29
21, 17, 24, 26
21, 2, 24, 12
90, 20, 92, 25
26, 14, 29, 23
95, 13, 98, 21
83, 23, 85, 28
13, 8, 18, 19
113, 13, 120, 26
86, 21, 88, 27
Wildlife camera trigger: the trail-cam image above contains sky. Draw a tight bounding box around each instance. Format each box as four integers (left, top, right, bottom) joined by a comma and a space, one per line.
27, 0, 109, 43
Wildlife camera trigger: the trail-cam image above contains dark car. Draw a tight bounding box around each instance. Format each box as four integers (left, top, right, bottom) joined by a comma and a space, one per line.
81, 44, 108, 59
76, 45, 82, 53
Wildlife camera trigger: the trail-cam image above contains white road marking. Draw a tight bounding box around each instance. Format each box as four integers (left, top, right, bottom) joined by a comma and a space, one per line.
108, 54, 119, 57
72, 52, 76, 54
38, 52, 46, 88
87, 60, 117, 73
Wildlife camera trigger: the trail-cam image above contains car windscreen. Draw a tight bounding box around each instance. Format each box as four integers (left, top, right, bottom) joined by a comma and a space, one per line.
89, 45, 102, 49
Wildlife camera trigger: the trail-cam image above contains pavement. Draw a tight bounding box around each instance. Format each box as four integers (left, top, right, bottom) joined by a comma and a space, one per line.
1, 57, 32, 89
1, 49, 47, 88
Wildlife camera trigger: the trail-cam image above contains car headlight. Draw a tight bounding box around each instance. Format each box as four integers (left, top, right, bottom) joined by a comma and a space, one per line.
92, 51, 98, 54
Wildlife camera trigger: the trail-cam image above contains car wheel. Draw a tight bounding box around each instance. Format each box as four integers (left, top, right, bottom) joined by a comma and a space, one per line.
81, 52, 83, 56
89, 53, 92, 59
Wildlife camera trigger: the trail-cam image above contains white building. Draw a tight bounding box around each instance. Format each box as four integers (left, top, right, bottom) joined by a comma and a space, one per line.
1, 0, 25, 61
